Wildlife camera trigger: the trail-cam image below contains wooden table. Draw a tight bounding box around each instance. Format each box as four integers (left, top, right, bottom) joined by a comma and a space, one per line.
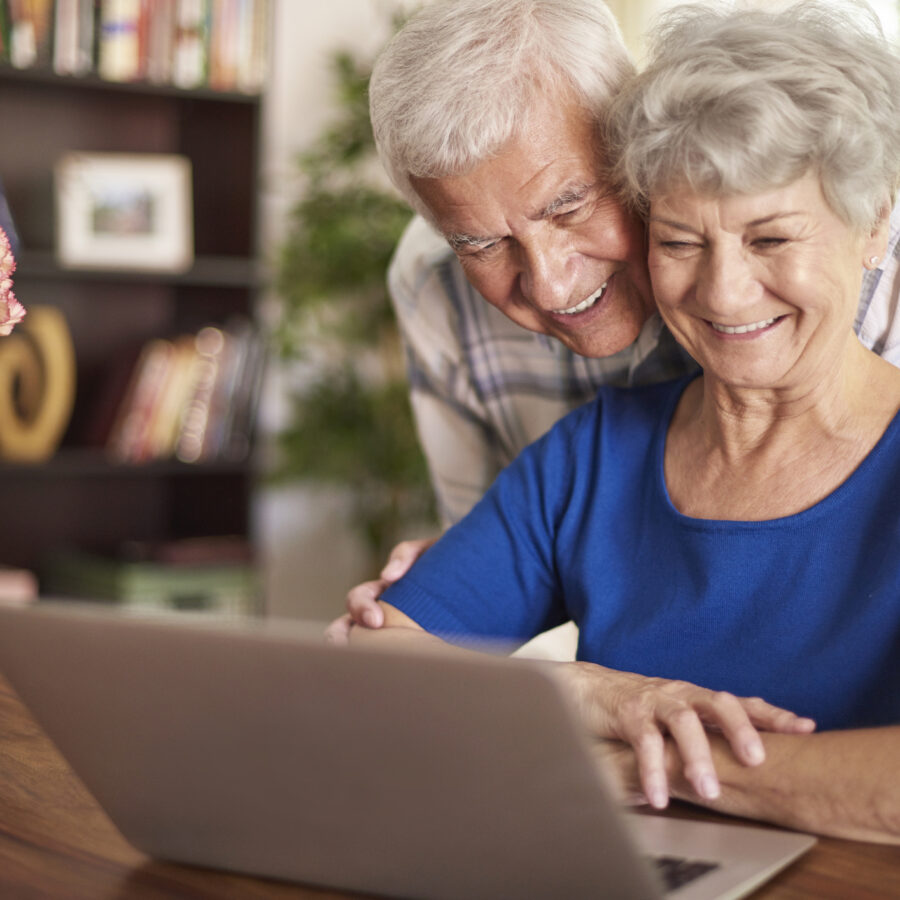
0, 676, 896, 899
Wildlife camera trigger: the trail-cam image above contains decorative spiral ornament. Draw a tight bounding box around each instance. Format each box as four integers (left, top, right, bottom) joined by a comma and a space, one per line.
0, 305, 76, 462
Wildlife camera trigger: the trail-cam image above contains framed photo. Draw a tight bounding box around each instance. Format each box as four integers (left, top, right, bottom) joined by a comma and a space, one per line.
55, 152, 194, 273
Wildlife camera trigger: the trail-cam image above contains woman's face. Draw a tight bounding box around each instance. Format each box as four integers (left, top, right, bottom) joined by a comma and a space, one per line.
647, 173, 885, 392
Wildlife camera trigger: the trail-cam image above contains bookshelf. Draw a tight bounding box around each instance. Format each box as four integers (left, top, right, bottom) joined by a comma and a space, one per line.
0, 22, 268, 596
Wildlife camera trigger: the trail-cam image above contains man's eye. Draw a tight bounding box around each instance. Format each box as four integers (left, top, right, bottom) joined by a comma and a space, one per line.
556, 203, 592, 224
459, 240, 502, 261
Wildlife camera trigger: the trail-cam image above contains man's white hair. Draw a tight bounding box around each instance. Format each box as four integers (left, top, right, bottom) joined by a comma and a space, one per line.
606, 0, 900, 231
369, 0, 634, 221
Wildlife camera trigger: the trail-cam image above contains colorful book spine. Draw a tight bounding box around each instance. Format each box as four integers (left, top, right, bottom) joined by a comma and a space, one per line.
98, 0, 142, 81
12, 0, 266, 93
102, 320, 263, 464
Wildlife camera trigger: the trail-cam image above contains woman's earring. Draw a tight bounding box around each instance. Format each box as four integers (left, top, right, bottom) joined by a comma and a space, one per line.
868, 255, 880, 267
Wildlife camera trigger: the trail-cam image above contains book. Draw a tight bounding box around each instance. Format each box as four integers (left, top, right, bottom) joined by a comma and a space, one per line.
98, 0, 142, 81
144, 0, 176, 83
0, 0, 11, 62
172, 0, 208, 88
106, 337, 175, 462
218, 318, 266, 461
53, 0, 94, 75
174, 325, 227, 463
207, 0, 238, 91
142, 332, 203, 459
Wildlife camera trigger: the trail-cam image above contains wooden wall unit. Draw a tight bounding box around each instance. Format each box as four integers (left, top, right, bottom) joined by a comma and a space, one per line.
0, 67, 265, 576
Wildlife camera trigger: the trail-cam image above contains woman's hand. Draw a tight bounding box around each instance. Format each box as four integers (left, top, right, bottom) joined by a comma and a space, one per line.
325, 538, 437, 644
550, 661, 815, 810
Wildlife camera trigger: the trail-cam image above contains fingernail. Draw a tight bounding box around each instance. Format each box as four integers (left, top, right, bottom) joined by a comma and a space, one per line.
700, 774, 720, 800
647, 780, 668, 809
744, 741, 765, 765
363, 610, 382, 628
382, 561, 403, 579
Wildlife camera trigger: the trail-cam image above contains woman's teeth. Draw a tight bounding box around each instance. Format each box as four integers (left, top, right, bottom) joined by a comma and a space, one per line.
554, 283, 607, 315
710, 317, 777, 335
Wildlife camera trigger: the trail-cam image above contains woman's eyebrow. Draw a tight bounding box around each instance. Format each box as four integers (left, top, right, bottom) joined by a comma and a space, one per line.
649, 211, 804, 231
648, 216, 698, 233
747, 211, 803, 227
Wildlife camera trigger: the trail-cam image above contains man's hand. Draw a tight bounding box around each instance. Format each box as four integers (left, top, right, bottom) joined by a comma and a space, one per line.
550, 661, 815, 810
325, 538, 437, 644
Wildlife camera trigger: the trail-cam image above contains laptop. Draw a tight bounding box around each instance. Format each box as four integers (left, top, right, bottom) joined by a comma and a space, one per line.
0, 602, 815, 899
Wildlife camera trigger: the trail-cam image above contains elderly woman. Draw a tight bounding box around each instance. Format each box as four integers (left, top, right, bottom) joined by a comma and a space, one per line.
352, 0, 900, 842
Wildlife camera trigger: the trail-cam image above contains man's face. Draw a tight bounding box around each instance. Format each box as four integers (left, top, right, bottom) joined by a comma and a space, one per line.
410, 99, 655, 358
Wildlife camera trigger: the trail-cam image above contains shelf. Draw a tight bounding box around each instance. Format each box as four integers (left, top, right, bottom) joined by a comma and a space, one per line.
15, 252, 267, 289
0, 449, 253, 479
0, 15, 267, 571
0, 65, 261, 104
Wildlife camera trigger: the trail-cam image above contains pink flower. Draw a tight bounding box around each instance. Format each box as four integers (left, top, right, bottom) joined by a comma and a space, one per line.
0, 228, 25, 336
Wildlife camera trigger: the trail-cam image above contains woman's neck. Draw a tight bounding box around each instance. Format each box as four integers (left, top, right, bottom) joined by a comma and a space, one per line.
665, 340, 900, 520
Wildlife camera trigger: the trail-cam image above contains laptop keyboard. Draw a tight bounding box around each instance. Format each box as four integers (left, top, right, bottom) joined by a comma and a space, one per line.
651, 855, 721, 891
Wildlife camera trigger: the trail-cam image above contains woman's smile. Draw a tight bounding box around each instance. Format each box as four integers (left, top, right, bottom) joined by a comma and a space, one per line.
708, 315, 781, 336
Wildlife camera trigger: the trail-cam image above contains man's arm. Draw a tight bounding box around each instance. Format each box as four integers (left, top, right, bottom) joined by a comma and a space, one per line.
389, 215, 507, 526
600, 727, 900, 843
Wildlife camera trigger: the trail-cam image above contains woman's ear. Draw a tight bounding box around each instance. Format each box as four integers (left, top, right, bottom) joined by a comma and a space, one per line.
863, 197, 892, 269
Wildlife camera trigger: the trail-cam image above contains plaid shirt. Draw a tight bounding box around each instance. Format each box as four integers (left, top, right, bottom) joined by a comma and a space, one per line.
390, 211, 900, 526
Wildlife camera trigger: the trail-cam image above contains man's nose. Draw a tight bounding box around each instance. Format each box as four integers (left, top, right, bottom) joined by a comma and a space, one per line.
518, 234, 579, 310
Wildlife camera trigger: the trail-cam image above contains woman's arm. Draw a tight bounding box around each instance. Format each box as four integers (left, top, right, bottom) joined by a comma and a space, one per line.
599, 727, 900, 843
351, 603, 815, 810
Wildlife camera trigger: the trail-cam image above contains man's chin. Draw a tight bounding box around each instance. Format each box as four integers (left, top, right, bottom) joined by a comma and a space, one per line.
551, 318, 646, 359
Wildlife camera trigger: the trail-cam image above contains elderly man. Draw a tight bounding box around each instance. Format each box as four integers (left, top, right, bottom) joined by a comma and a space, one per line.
332, 0, 900, 631
329, 0, 900, 839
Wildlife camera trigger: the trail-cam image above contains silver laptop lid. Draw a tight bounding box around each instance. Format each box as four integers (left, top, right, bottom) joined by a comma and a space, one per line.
0, 603, 664, 900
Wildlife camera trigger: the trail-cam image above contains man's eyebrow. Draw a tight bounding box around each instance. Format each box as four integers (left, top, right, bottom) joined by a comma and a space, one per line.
444, 182, 598, 250
446, 232, 495, 252
537, 182, 595, 218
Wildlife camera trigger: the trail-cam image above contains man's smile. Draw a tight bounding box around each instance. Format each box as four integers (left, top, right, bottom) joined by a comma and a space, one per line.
552, 281, 608, 315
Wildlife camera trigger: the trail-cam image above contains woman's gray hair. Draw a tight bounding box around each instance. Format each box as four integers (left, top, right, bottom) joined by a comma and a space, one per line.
606, 0, 900, 231
369, 0, 634, 221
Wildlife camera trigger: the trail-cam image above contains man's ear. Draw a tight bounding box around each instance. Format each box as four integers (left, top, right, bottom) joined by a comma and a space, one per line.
863, 196, 892, 269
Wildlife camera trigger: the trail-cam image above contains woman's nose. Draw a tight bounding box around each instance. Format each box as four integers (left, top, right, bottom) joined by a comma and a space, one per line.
697, 246, 759, 315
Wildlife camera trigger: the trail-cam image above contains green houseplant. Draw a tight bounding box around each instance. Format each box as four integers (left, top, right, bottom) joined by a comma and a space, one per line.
273, 44, 435, 562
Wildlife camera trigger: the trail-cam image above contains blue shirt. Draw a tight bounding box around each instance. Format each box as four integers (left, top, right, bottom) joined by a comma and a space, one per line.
384, 377, 900, 730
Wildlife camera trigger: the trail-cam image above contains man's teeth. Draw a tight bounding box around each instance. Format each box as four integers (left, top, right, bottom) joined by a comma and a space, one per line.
554, 283, 607, 315
710, 317, 777, 335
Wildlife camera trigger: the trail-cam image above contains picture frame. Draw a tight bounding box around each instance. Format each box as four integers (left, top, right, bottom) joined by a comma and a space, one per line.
54, 152, 194, 273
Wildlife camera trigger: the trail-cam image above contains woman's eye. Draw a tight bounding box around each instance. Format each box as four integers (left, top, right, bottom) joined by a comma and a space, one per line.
753, 237, 787, 249
659, 240, 698, 251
